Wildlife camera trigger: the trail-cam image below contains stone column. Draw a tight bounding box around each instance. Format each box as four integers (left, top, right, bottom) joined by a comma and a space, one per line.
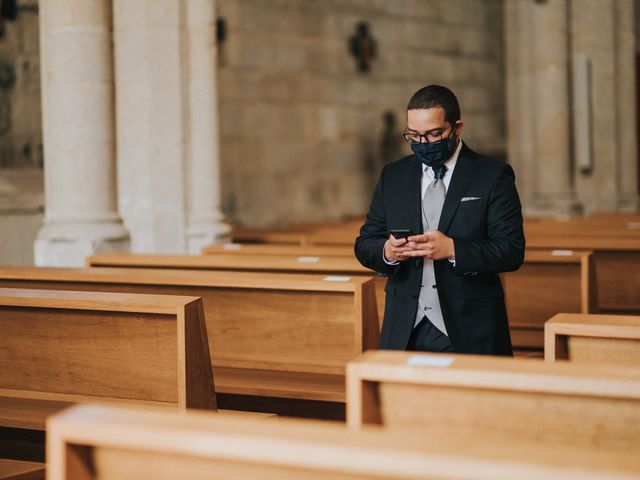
615, 0, 639, 211
185, 0, 231, 253
505, 0, 536, 204
113, 1, 187, 253
34, 0, 129, 266
528, 0, 581, 215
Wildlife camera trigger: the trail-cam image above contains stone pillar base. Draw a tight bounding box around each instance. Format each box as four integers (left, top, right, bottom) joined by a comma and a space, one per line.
186, 216, 232, 254
34, 221, 130, 267
617, 195, 640, 212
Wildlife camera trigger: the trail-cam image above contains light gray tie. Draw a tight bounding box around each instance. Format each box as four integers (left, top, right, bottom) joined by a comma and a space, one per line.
417, 166, 448, 335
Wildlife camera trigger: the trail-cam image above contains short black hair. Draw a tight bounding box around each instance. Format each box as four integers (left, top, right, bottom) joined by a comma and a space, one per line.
407, 85, 461, 125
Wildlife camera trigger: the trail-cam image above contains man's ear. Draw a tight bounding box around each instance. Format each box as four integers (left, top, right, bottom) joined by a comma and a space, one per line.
455, 120, 464, 135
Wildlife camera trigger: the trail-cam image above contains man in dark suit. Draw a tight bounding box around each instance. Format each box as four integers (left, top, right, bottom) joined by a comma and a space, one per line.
355, 85, 524, 355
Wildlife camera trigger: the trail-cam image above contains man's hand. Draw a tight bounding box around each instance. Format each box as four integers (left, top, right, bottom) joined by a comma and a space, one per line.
384, 235, 412, 262
406, 230, 455, 260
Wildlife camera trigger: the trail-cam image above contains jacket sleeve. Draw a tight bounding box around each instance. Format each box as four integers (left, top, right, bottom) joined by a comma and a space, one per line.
452, 164, 525, 274
354, 165, 399, 276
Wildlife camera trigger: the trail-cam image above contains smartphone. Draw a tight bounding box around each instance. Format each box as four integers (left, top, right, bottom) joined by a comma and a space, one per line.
389, 229, 415, 240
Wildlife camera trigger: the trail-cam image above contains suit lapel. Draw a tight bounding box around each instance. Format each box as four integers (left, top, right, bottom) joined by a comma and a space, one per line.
402, 157, 423, 234
438, 144, 481, 233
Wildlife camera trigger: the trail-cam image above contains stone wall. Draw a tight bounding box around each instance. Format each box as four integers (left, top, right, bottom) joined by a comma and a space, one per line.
0, 1, 41, 168
217, 0, 506, 227
0, 1, 42, 265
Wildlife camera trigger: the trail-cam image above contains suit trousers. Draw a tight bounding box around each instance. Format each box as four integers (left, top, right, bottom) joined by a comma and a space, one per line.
406, 316, 455, 352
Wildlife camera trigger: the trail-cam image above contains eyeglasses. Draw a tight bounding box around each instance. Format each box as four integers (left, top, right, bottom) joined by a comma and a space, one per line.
402, 124, 453, 144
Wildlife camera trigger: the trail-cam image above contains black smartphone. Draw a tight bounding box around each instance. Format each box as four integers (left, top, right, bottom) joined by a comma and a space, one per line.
389, 229, 415, 240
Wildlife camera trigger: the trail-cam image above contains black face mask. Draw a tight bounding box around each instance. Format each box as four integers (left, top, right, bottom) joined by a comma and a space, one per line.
411, 134, 457, 169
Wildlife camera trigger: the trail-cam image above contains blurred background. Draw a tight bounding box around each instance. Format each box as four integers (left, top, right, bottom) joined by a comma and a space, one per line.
0, 0, 637, 265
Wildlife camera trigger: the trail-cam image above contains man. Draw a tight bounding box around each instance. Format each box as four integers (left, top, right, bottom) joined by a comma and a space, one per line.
354, 85, 524, 355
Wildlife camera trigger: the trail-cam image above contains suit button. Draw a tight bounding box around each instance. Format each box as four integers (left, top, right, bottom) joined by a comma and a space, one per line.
415, 259, 423, 266
411, 292, 418, 299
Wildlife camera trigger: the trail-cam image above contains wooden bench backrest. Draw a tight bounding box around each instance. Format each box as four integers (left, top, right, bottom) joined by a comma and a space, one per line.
347, 350, 640, 451
0, 287, 215, 429
86, 253, 386, 332
86, 252, 370, 274
231, 228, 311, 245
545, 313, 640, 367
47, 404, 640, 480
524, 216, 640, 238
502, 250, 596, 349
0, 268, 379, 377
524, 234, 640, 251
202, 243, 354, 257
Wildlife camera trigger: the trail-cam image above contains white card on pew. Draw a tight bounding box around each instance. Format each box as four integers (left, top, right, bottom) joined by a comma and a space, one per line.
551, 249, 574, 256
298, 256, 320, 263
223, 243, 242, 250
324, 276, 351, 282
407, 355, 454, 368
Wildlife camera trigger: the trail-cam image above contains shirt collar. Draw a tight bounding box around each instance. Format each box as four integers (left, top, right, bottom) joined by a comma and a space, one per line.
421, 139, 463, 176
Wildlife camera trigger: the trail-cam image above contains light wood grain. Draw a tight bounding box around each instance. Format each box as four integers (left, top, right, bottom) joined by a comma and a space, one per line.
545, 313, 640, 367
347, 350, 640, 451
85, 252, 388, 323
46, 404, 640, 480
0, 459, 44, 480
226, 216, 640, 315
502, 250, 594, 350
0, 268, 379, 402
0, 287, 216, 430
87, 252, 371, 273
202, 244, 354, 257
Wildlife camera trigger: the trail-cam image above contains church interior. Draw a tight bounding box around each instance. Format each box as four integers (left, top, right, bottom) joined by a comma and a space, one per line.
1, 0, 640, 478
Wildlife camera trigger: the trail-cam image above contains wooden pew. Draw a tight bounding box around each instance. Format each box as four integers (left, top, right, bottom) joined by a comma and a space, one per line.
229, 215, 640, 314
0, 460, 43, 480
347, 350, 640, 451
230, 218, 363, 248
525, 220, 640, 314
0, 268, 379, 406
202, 243, 354, 257
545, 313, 640, 367
0, 287, 215, 431
47, 404, 640, 480
86, 252, 387, 329
502, 249, 596, 352
231, 228, 311, 245
95, 249, 599, 354
525, 215, 640, 238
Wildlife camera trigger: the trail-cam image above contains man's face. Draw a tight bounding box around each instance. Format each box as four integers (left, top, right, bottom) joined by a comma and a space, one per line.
406, 107, 462, 143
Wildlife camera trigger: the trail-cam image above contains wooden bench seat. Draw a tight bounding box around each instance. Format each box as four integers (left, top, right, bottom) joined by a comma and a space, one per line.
47, 403, 640, 480
0, 287, 215, 431
502, 249, 595, 351
0, 459, 43, 480
0, 268, 379, 405
347, 350, 640, 451
545, 313, 640, 367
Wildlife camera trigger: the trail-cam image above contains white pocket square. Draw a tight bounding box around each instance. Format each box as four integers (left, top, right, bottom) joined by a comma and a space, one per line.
461, 196, 482, 202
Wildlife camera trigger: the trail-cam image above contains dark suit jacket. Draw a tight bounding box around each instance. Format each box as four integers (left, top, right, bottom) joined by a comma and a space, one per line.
354, 143, 525, 355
